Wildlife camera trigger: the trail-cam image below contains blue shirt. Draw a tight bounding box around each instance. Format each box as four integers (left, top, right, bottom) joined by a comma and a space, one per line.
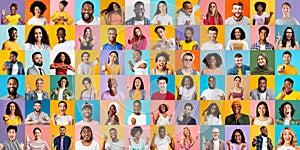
250, 41, 274, 50
4, 61, 25, 75
227, 64, 250, 75
102, 42, 123, 50
54, 136, 71, 150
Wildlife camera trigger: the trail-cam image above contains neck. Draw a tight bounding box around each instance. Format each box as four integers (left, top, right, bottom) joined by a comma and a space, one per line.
285, 116, 292, 120
36, 41, 42, 47
34, 111, 41, 115
234, 15, 243, 20
9, 38, 16, 42
160, 89, 167, 94
83, 117, 92, 122
112, 138, 119, 142
259, 39, 266, 44
110, 90, 117, 96
59, 40, 66, 43
86, 16, 94, 23
283, 13, 290, 18
209, 40, 217, 44
109, 41, 116, 45
161, 12, 166, 15
135, 16, 144, 21
9, 94, 16, 99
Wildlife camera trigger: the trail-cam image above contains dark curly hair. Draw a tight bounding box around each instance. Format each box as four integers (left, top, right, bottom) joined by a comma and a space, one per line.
57, 76, 69, 88
53, 52, 72, 65
202, 53, 223, 68
158, 103, 168, 113
30, 1, 47, 16
6, 101, 23, 122
181, 76, 194, 87
254, 1, 266, 12
279, 102, 295, 118
155, 51, 170, 62
130, 126, 143, 137
202, 103, 220, 119
26, 26, 50, 45
132, 77, 144, 90
230, 27, 246, 40
230, 129, 246, 144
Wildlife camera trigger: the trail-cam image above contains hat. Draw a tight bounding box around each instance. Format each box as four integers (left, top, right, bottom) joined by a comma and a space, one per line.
231, 101, 241, 107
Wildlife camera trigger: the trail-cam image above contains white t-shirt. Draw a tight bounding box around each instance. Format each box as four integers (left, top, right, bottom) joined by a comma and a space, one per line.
127, 113, 146, 125
37, 93, 43, 100
134, 20, 145, 25
154, 136, 171, 150
179, 86, 197, 100
27, 16, 48, 25
75, 140, 99, 150
252, 12, 268, 25
176, 10, 195, 25
277, 145, 295, 150
201, 42, 224, 50
77, 60, 98, 75
133, 60, 148, 75
213, 139, 220, 150
52, 40, 75, 51
12, 63, 18, 75
205, 114, 222, 125
157, 114, 170, 125
25, 43, 50, 50
152, 14, 173, 25
225, 16, 250, 25
201, 88, 225, 100
76, 16, 100, 25
226, 40, 249, 50
105, 140, 125, 150
55, 115, 73, 125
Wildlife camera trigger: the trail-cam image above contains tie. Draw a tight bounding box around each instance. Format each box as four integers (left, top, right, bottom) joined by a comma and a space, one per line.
60, 137, 64, 150
38, 68, 43, 75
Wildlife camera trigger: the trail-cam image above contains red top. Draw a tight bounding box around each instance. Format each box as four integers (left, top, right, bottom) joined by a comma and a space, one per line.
151, 91, 175, 100
54, 63, 72, 75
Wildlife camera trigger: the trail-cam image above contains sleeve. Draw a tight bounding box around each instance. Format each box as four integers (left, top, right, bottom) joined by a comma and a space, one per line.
243, 41, 249, 50
53, 137, 58, 147
141, 90, 146, 100
176, 13, 185, 25
68, 115, 73, 122
2, 42, 8, 50
128, 38, 134, 44
169, 16, 173, 25
218, 115, 222, 125
66, 12, 73, 25
141, 38, 147, 49
50, 11, 58, 22
127, 114, 132, 125
94, 141, 100, 150
77, 63, 83, 75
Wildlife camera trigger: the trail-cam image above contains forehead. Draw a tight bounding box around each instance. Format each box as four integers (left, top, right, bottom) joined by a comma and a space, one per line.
8, 79, 17, 83
82, 3, 93, 9
233, 4, 242, 8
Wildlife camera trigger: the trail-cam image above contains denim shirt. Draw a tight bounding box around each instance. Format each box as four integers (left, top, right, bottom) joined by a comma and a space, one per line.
4, 61, 25, 75
227, 64, 250, 75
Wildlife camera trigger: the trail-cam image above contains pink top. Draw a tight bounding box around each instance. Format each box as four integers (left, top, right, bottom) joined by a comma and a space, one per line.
128, 36, 147, 50
203, 16, 223, 25
110, 13, 123, 25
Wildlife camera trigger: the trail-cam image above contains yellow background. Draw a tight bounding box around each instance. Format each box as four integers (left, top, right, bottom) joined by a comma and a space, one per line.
150, 25, 176, 49
200, 100, 226, 125
150, 50, 175, 74
250, 125, 275, 150
100, 25, 126, 48
200, 25, 225, 48
50, 125, 75, 150
150, 125, 175, 150
175, 75, 200, 100
75, 50, 101, 75
0, 50, 25, 75
50, 100, 75, 126
250, 0, 276, 25
175, 0, 201, 25
25, 75, 51, 94
99, 126, 126, 149
75, 75, 101, 100
249, 75, 275, 91
224, 100, 251, 125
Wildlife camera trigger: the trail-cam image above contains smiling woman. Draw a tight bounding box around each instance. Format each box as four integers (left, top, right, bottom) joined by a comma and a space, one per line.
75, 126, 99, 150
27, 1, 48, 25
25, 26, 50, 50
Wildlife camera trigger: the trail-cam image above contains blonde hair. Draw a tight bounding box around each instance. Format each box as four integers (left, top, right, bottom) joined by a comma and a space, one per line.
278, 127, 297, 147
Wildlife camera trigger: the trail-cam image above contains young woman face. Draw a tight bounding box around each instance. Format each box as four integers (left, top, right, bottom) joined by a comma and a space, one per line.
183, 128, 190, 136
257, 55, 266, 67
283, 129, 292, 143
210, 105, 217, 114
234, 132, 242, 144
134, 78, 142, 90
59, 3, 66, 11
134, 28, 141, 37
34, 6, 41, 17
209, 56, 217, 68
60, 79, 67, 88
158, 3, 167, 13
159, 104, 166, 113
184, 30, 193, 40
81, 128, 92, 142
257, 104, 266, 116
134, 131, 141, 139
234, 77, 241, 86
234, 29, 241, 40
34, 28, 43, 42
58, 103, 67, 114
34, 129, 41, 140
109, 52, 118, 63
83, 80, 91, 89
10, 6, 16, 14
82, 54, 90, 63
9, 103, 16, 114
108, 105, 116, 115
60, 54, 66, 62
112, 3, 119, 11
257, 4, 263, 13
285, 29, 293, 40
85, 29, 91, 37
209, 3, 217, 12
156, 56, 167, 69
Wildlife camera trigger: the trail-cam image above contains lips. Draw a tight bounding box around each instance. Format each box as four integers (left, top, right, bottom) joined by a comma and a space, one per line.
84, 13, 90, 19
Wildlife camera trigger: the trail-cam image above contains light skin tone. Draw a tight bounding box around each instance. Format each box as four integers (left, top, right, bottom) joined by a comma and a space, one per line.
276, 29, 299, 50
227, 132, 247, 150
152, 28, 174, 49
231, 4, 243, 20
151, 56, 173, 75
52, 103, 74, 125
279, 54, 291, 73
227, 77, 244, 100
178, 105, 192, 122
250, 104, 274, 125
3, 103, 18, 124
81, 80, 98, 100
178, 128, 198, 148
282, 4, 291, 18
257, 55, 266, 67
152, 3, 167, 24
202, 3, 217, 20
202, 128, 220, 149
102, 52, 120, 75
79, 28, 96, 48
0, 129, 25, 150
25, 102, 50, 125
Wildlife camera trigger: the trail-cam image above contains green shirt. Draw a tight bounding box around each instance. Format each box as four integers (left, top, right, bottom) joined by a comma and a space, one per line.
225, 114, 250, 125
275, 118, 300, 125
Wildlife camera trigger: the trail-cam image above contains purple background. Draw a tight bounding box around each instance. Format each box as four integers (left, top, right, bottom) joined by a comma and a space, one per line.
175, 100, 200, 125
100, 50, 125, 75
175, 25, 200, 50
100, 75, 126, 99
225, 125, 250, 150
276, 0, 300, 22
1, 0, 25, 25
0, 125, 25, 143
0, 100, 25, 126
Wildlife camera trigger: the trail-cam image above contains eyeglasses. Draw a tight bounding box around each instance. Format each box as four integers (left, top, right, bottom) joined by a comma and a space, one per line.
184, 59, 193, 62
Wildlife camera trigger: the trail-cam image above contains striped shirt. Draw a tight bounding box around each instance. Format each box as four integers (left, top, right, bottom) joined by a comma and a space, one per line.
26, 140, 50, 150
2, 139, 23, 150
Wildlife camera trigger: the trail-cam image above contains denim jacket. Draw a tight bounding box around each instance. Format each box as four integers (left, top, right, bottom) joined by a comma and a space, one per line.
4, 61, 25, 75
227, 64, 250, 75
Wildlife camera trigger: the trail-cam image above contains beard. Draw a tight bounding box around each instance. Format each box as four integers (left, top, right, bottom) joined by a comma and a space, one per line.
258, 87, 266, 93
8, 88, 17, 95
34, 61, 43, 67
82, 12, 93, 22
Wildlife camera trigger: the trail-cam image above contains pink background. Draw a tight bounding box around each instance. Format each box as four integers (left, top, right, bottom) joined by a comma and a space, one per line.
126, 75, 151, 100
125, 125, 150, 149
125, 26, 150, 50
250, 100, 275, 120
75, 124, 101, 144
75, 25, 100, 50
250, 25, 275, 46
200, 0, 226, 25
50, 0, 75, 24
175, 126, 200, 150
150, 101, 175, 125
25, 125, 50, 147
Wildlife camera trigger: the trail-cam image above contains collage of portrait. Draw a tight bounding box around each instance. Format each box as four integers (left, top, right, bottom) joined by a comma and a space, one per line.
0, 0, 300, 150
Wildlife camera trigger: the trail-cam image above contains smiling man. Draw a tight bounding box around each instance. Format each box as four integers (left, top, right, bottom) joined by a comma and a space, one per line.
101, 27, 124, 50
251, 26, 274, 50
102, 128, 125, 150
152, 26, 176, 50
2, 27, 22, 50
0, 125, 24, 150
276, 78, 300, 100
0, 77, 24, 100
225, 101, 250, 125
225, 1, 249, 25
2, 51, 25, 75
201, 26, 224, 50
227, 53, 250, 75
76, 1, 100, 25
277, 51, 298, 75
52, 27, 75, 50
151, 76, 175, 100
125, 1, 150, 25
250, 76, 275, 100
200, 76, 225, 100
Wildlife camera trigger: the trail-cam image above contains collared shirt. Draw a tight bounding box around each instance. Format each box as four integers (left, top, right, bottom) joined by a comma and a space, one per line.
125, 17, 150, 25
252, 134, 273, 150
250, 41, 274, 50
53, 136, 71, 150
275, 118, 300, 125
177, 115, 196, 125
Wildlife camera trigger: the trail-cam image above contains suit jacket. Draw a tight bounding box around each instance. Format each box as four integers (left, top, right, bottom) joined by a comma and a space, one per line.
27, 65, 45, 75
205, 139, 226, 150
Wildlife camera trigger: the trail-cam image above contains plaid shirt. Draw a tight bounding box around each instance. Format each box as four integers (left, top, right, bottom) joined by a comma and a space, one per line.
250, 41, 274, 50
125, 17, 150, 25
252, 135, 273, 150
275, 118, 300, 125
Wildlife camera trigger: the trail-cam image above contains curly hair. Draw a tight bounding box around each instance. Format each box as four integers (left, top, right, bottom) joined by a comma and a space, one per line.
279, 102, 295, 118
158, 103, 168, 113
80, 126, 93, 141
130, 126, 143, 137
202, 53, 223, 68
53, 52, 72, 65
181, 76, 194, 88
230, 27, 246, 40
26, 26, 50, 45
155, 51, 170, 62
57, 76, 69, 88
30, 1, 47, 16
278, 127, 297, 147
6, 102, 23, 122
131, 77, 144, 90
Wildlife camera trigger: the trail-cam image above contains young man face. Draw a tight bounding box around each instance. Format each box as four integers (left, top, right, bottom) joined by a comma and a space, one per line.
7, 79, 18, 95
184, 105, 192, 116
258, 79, 267, 93
82, 107, 92, 119
33, 53, 43, 67
81, 3, 94, 22
108, 29, 117, 42
133, 51, 142, 62
159, 128, 166, 138
9, 29, 18, 41
182, 55, 193, 68
56, 29, 66, 43
259, 29, 268, 41
232, 4, 243, 18
208, 30, 217, 42
283, 54, 291, 65
34, 103, 41, 113
208, 77, 216, 89
133, 102, 141, 113
134, 4, 145, 19
232, 104, 241, 114
156, 28, 166, 39
9, 54, 17, 63
282, 4, 290, 15
234, 56, 243, 68
59, 127, 66, 136
260, 127, 268, 137
158, 79, 167, 91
